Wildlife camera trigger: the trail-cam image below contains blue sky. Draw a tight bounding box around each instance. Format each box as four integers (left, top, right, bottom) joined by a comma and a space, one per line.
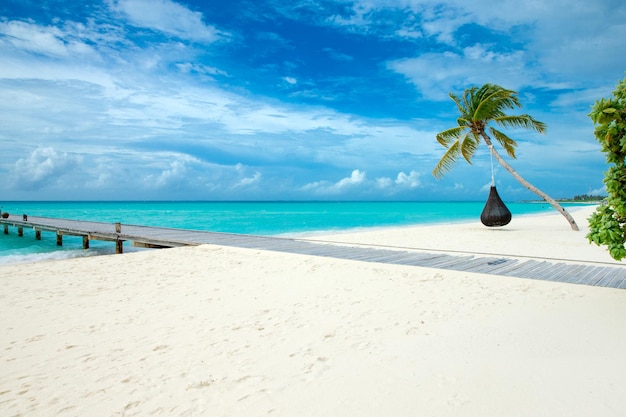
0, 0, 625, 201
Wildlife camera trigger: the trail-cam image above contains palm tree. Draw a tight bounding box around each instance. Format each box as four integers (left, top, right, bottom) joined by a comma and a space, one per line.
433, 83, 579, 231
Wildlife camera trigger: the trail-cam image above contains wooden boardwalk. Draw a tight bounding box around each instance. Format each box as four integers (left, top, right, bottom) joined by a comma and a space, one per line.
2, 215, 625, 289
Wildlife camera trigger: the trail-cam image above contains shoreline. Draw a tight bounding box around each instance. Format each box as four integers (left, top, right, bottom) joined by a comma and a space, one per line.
0, 203, 595, 267
1, 205, 625, 416
279, 203, 592, 239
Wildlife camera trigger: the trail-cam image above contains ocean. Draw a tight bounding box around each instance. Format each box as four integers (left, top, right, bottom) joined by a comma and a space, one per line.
0, 201, 581, 265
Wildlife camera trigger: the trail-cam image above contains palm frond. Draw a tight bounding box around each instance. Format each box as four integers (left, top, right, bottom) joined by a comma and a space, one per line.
432, 140, 462, 179
436, 126, 465, 147
460, 134, 480, 163
461, 87, 476, 115
456, 116, 472, 128
473, 84, 521, 120
493, 114, 547, 134
449, 92, 466, 115
489, 127, 517, 158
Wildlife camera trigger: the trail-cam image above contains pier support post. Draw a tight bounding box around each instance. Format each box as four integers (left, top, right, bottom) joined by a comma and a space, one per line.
17, 227, 23, 237
56, 233, 63, 246
116, 239, 123, 254
83, 236, 89, 249
35, 230, 41, 240
3, 225, 8, 235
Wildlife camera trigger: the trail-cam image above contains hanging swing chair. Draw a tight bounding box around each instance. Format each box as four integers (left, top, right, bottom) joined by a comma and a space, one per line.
481, 186, 512, 226
480, 146, 512, 227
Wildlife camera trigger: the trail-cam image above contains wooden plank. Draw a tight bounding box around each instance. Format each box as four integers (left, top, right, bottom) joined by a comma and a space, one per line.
594, 268, 625, 287
558, 264, 588, 283
500, 260, 548, 278
579, 266, 609, 286
340, 248, 400, 262
549, 264, 585, 282
454, 257, 507, 273
413, 254, 465, 268
528, 262, 570, 281
532, 263, 565, 281
369, 251, 423, 264
480, 259, 522, 275
573, 266, 606, 286
404, 254, 465, 268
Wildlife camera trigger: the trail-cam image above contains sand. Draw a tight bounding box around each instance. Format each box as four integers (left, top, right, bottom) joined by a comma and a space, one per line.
1, 205, 625, 416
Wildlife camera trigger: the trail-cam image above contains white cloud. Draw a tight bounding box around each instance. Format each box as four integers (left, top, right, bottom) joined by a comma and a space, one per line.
549, 86, 618, 110
301, 169, 367, 195
338, 0, 625, 96
326, 2, 370, 28
589, 186, 606, 196
237, 172, 262, 187
376, 171, 422, 193
0, 19, 127, 98
376, 177, 393, 188
479, 181, 493, 193
283, 76, 297, 85
301, 169, 426, 197
298, 165, 431, 200
108, 0, 222, 42
10, 147, 83, 190
394, 28, 423, 39
153, 160, 188, 188
388, 46, 529, 100
323, 48, 354, 62
0, 20, 97, 58
232, 164, 263, 188
176, 62, 229, 77
395, 170, 421, 188
336, 169, 366, 188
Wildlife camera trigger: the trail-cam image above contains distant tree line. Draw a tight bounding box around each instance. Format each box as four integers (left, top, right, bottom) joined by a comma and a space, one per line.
569, 194, 607, 202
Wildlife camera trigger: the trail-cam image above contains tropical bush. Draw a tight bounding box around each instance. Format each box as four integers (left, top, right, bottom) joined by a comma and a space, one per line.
587, 76, 626, 260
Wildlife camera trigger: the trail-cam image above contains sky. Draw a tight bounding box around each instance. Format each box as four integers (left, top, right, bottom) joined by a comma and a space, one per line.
0, 0, 625, 201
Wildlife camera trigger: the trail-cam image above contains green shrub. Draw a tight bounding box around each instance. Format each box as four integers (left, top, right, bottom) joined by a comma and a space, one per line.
587, 76, 626, 260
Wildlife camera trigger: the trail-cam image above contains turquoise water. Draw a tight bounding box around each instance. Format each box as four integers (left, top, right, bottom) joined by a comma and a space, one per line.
0, 201, 580, 265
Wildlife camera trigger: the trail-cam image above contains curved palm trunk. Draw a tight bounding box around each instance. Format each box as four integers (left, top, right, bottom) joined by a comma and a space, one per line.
481, 133, 580, 231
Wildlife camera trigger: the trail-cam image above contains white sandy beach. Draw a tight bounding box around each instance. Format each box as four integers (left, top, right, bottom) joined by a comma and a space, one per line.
1, 205, 625, 416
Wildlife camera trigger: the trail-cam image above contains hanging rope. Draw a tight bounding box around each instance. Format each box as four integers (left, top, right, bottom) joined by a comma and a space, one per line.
489, 144, 495, 186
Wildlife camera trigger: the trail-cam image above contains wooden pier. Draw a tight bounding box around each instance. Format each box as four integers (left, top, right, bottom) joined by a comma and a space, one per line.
1, 214, 625, 290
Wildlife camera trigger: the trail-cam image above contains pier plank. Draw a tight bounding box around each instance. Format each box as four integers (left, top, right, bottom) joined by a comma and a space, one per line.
451, 257, 504, 273
499, 260, 548, 278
